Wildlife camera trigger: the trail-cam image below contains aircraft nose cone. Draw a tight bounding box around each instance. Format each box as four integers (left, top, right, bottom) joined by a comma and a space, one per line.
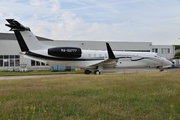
163, 59, 172, 66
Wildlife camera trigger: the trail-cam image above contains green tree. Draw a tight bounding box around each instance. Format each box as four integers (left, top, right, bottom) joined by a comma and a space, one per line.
174, 52, 180, 59
175, 45, 180, 50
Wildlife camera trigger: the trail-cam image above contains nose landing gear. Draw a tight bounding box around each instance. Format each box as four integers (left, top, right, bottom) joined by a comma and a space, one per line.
84, 69, 101, 75
157, 66, 164, 72
94, 70, 101, 75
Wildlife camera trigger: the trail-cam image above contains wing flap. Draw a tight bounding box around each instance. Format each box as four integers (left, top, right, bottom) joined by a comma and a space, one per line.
90, 58, 117, 68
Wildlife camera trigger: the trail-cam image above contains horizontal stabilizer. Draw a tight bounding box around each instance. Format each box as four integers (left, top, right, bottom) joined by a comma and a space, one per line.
5, 19, 30, 31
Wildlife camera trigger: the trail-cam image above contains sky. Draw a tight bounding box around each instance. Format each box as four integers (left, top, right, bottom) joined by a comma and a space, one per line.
1, 0, 180, 45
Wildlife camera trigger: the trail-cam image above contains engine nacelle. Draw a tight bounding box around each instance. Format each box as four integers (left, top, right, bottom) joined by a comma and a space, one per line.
48, 47, 82, 58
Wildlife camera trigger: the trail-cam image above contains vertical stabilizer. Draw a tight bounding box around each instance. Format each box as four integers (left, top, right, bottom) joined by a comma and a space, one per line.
5, 19, 48, 51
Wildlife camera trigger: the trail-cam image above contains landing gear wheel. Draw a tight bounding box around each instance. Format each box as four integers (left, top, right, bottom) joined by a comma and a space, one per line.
159, 66, 164, 72
160, 68, 164, 72
84, 70, 91, 74
94, 70, 101, 75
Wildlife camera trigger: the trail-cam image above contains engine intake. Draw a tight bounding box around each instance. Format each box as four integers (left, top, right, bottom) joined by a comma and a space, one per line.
48, 47, 82, 58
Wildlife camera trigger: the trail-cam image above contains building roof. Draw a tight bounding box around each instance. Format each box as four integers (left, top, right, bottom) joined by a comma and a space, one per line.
0, 33, 53, 41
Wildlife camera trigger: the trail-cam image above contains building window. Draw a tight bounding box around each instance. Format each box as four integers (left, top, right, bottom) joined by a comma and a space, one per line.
31, 60, 36, 66
10, 55, 14, 59
36, 61, 40, 66
15, 55, 20, 59
4, 59, 9, 67
15, 59, 20, 66
10, 55, 15, 67
0, 55, 20, 67
0, 55, 3, 59
168, 48, 170, 53
0, 60, 3, 67
41, 62, 45, 66
152, 48, 158, 53
0, 56, 3, 67
15, 55, 20, 66
161, 48, 170, 54
31, 60, 48, 67
3, 55, 9, 67
10, 59, 14, 66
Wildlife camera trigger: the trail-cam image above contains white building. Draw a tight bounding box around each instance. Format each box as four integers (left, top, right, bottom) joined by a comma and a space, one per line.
0, 33, 176, 70
152, 45, 175, 60
0, 33, 53, 71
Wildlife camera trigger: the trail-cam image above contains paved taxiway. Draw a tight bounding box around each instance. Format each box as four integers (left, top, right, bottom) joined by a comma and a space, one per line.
0, 68, 179, 80
0, 74, 74, 80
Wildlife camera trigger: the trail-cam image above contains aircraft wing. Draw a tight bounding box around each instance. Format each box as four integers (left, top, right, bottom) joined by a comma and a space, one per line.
89, 43, 118, 68
92, 58, 117, 68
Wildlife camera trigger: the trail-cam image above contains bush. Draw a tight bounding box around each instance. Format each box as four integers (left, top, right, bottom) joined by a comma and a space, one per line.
174, 52, 180, 59
175, 45, 180, 50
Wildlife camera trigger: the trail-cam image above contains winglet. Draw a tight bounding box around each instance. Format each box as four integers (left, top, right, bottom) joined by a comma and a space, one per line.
106, 42, 116, 59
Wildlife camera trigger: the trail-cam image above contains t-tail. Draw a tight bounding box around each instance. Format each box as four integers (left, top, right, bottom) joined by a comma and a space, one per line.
5, 19, 48, 52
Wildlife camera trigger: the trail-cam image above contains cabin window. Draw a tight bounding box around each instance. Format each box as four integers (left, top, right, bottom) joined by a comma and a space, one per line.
94, 54, 96, 57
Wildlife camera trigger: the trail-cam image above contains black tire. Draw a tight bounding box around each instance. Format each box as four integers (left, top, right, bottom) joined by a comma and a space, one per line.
84, 70, 91, 74
94, 70, 101, 75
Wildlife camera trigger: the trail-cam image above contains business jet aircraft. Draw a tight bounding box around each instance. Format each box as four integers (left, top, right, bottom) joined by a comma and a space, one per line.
5, 19, 172, 74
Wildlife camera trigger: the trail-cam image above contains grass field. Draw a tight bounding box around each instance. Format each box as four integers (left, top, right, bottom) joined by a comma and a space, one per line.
0, 71, 180, 120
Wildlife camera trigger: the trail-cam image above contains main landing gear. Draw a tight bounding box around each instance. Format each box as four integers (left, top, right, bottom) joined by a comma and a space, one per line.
84, 70, 91, 74
84, 69, 101, 75
156, 66, 164, 72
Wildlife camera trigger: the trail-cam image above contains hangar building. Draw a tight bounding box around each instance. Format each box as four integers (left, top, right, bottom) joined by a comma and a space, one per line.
0, 33, 175, 71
